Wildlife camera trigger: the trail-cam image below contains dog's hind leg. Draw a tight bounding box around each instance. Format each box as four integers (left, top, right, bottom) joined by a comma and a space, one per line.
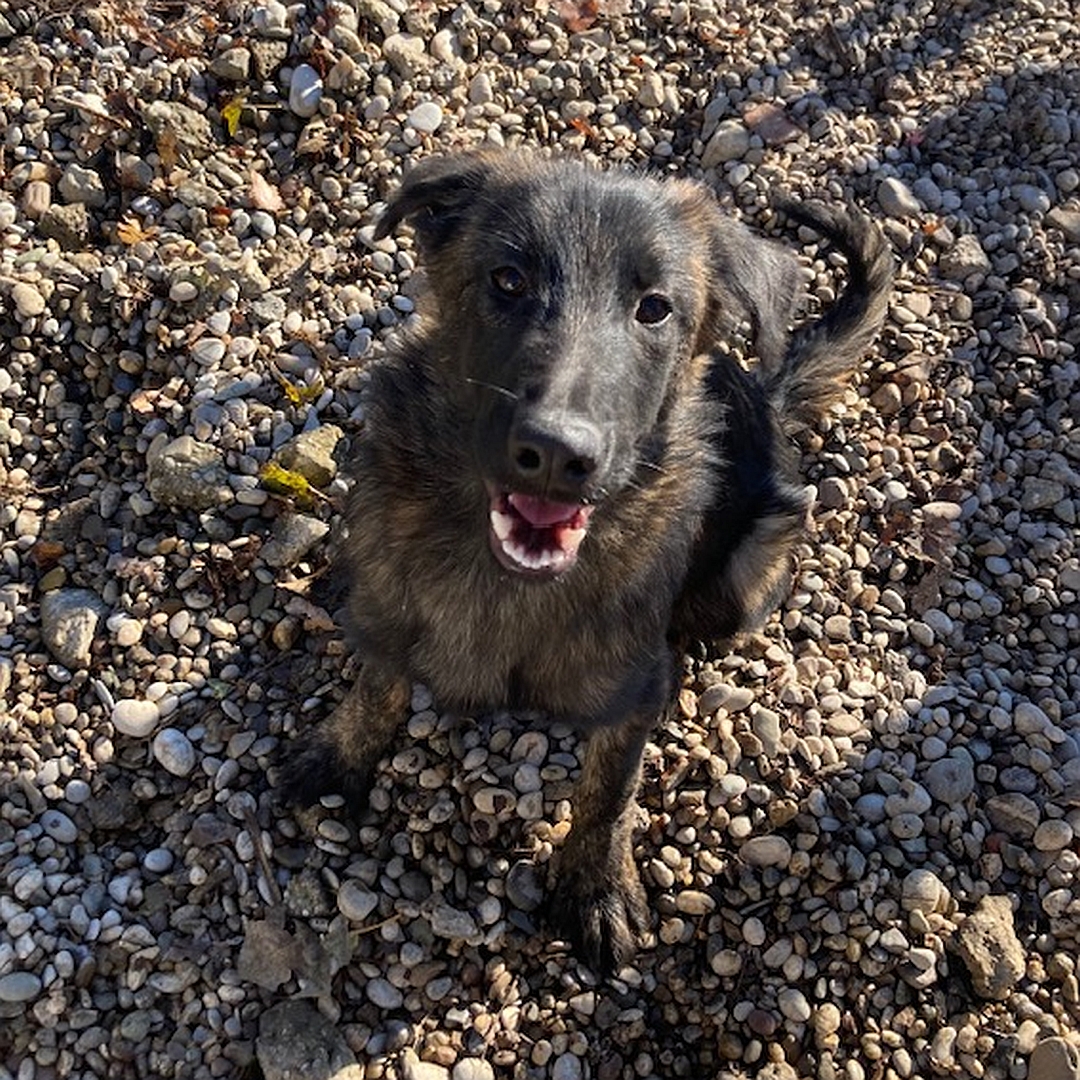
547, 713, 654, 974
279, 664, 410, 816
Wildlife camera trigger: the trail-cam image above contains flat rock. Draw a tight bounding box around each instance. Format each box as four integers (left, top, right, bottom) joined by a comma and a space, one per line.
260, 513, 329, 568
953, 895, 1026, 1000
39, 588, 107, 669
146, 435, 232, 510
273, 425, 344, 488
1030, 1037, 1080, 1080
701, 119, 750, 169
256, 1000, 356, 1080
938, 234, 991, 281
878, 177, 921, 217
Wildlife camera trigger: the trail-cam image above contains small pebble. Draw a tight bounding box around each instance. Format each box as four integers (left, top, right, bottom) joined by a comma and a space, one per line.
152, 727, 197, 776
111, 699, 161, 738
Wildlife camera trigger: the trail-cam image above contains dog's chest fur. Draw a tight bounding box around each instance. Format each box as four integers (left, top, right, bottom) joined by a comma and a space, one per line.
339, 344, 717, 724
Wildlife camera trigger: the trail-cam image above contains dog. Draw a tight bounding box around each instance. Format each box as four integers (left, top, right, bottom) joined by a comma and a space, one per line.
282, 150, 893, 973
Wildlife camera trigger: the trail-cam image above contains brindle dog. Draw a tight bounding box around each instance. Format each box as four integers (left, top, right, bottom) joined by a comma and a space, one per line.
282, 150, 893, 973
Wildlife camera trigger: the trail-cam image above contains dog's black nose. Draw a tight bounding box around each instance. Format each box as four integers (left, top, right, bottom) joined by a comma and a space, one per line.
508, 416, 601, 491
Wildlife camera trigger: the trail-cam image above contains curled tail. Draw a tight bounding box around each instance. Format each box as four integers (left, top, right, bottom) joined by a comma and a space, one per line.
765, 199, 895, 428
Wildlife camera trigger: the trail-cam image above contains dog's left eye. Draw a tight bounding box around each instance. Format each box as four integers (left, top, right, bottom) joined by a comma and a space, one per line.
635, 293, 673, 325
492, 266, 528, 297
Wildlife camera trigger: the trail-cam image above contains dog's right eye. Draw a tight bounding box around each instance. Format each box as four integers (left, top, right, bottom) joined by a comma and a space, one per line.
491, 266, 528, 297
636, 293, 673, 326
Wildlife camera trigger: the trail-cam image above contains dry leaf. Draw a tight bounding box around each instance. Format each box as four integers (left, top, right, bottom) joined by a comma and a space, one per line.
157, 128, 179, 171
296, 121, 331, 156
283, 595, 337, 632
260, 461, 316, 503
221, 95, 245, 138
116, 216, 157, 245
250, 168, 285, 212
743, 102, 801, 145
237, 916, 297, 991
558, 0, 600, 32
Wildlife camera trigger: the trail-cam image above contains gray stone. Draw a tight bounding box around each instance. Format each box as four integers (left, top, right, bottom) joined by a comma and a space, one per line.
38, 202, 90, 249
1047, 207, 1080, 243
382, 33, 428, 78
938, 234, 991, 281
146, 435, 232, 510
953, 895, 1026, 1000
260, 513, 329, 568
59, 162, 107, 208
40, 808, 78, 844
701, 120, 750, 169
429, 903, 479, 940
506, 859, 543, 912
986, 792, 1040, 838
401, 1050, 450, 1080
878, 177, 921, 217
273, 425, 344, 488
1014, 184, 1050, 214
256, 1001, 356, 1080
0, 971, 43, 1003
40, 588, 108, 669
338, 880, 379, 922
407, 101, 443, 134
924, 755, 975, 803
1029, 1037, 1080, 1080
11, 281, 46, 317
210, 46, 251, 81
153, 727, 197, 777
366, 977, 403, 1009
142, 100, 213, 156
111, 698, 161, 738
739, 835, 792, 868
901, 868, 948, 915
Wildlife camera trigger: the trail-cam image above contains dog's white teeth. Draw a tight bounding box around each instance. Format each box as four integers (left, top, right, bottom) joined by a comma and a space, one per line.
558, 527, 587, 556
490, 507, 515, 542
500, 537, 564, 572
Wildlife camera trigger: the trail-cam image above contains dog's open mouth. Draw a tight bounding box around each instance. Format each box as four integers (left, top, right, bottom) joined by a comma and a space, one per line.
489, 492, 594, 577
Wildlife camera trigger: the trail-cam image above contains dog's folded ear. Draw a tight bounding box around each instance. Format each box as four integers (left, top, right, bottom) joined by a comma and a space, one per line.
668, 182, 803, 371
708, 218, 804, 372
373, 151, 501, 249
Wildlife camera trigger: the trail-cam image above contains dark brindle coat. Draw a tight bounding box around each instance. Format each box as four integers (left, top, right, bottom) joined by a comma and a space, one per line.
283, 150, 892, 972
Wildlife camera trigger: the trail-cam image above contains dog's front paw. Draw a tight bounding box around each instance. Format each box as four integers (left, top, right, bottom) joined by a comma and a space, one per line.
277, 732, 376, 816
547, 865, 650, 975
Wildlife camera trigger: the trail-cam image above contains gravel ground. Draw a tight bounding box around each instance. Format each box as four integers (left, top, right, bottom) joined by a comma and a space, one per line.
2, 0, 1080, 1078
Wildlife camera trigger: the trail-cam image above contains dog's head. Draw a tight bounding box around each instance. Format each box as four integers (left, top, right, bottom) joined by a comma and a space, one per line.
375, 150, 802, 580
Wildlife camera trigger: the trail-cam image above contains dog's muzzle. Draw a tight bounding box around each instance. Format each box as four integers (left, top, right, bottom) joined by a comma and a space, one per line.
489, 491, 594, 578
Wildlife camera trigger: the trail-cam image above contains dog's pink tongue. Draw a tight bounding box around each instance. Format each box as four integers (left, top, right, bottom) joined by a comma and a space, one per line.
508, 494, 583, 527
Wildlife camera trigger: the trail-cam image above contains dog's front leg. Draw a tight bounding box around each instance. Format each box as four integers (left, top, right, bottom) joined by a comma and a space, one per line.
547, 713, 653, 974
280, 663, 410, 815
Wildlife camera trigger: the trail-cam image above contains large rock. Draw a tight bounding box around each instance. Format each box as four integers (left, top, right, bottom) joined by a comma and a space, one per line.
40, 588, 108, 669
952, 895, 1026, 1000
256, 1001, 357, 1080
146, 435, 232, 510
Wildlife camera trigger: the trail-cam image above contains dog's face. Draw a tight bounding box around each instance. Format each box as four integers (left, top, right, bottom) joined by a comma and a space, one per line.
375, 152, 801, 580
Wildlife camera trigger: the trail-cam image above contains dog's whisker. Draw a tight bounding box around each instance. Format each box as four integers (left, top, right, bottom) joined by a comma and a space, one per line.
463, 377, 519, 402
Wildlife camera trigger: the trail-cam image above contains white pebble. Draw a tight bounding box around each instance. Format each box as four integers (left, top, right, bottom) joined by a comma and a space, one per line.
407, 101, 443, 133
144, 848, 174, 873
288, 64, 323, 118
111, 698, 161, 737
152, 727, 197, 776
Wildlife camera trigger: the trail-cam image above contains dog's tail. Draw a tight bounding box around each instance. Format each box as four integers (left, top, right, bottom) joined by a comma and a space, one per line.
765, 200, 894, 428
